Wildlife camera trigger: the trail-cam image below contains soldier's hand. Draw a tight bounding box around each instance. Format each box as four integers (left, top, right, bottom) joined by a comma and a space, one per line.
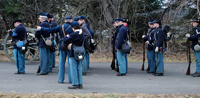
155, 47, 159, 52
142, 35, 146, 39
36, 26, 41, 30
167, 32, 171, 37
186, 33, 190, 38
67, 34, 70, 37
146, 41, 149, 45
7, 29, 11, 32
9, 40, 12, 43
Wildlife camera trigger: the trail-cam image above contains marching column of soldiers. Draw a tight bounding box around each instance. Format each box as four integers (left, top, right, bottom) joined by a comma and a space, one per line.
7, 11, 200, 89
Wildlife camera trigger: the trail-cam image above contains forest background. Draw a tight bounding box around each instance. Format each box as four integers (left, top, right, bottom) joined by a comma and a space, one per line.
0, 0, 199, 62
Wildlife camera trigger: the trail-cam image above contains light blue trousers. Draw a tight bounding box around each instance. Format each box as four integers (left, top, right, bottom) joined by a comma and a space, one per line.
147, 50, 155, 72
155, 50, 165, 73
39, 47, 48, 74
69, 57, 83, 86
58, 51, 71, 83
194, 51, 200, 73
82, 51, 87, 73
13, 49, 25, 73
117, 50, 127, 74
86, 53, 90, 68
125, 54, 128, 73
47, 48, 54, 72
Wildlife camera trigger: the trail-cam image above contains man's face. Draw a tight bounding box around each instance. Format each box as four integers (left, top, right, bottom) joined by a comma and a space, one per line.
117, 21, 123, 26
148, 22, 154, 28
69, 19, 73, 23
81, 19, 85, 22
113, 22, 118, 28
47, 18, 51, 22
77, 20, 82, 24
14, 22, 17, 27
192, 22, 199, 27
154, 23, 159, 28
38, 16, 44, 22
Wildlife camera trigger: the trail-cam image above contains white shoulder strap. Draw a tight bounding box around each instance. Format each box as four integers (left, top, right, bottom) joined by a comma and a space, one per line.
196, 29, 200, 34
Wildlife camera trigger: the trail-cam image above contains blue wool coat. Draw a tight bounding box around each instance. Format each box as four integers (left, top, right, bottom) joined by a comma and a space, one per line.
63, 30, 84, 57
189, 26, 200, 50
116, 24, 129, 49
9, 24, 26, 49
154, 27, 166, 49
35, 20, 50, 47
41, 22, 73, 51
144, 28, 155, 50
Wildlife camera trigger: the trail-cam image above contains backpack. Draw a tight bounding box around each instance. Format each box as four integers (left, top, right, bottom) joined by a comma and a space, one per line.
121, 28, 132, 54
163, 25, 171, 41
73, 37, 85, 61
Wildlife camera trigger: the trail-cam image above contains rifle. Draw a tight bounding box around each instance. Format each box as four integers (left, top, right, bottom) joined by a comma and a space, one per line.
141, 31, 145, 71
141, 38, 145, 71
153, 46, 157, 73
186, 38, 191, 75
37, 65, 40, 73
110, 32, 116, 70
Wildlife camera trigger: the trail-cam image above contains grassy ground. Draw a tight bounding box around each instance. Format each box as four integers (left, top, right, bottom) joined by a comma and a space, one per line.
0, 93, 200, 98
0, 49, 193, 63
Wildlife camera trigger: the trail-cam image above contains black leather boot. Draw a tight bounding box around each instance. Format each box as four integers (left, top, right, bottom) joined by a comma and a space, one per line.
79, 84, 83, 89
68, 85, 79, 89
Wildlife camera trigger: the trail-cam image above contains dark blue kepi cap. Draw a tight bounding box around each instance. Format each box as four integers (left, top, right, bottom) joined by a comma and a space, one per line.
80, 15, 88, 22
80, 15, 86, 20
115, 18, 123, 22
71, 21, 79, 26
153, 19, 161, 25
38, 12, 48, 17
191, 18, 200, 23
148, 19, 154, 22
47, 14, 53, 18
13, 19, 21, 25
65, 15, 72, 19
73, 17, 81, 21
112, 19, 117, 23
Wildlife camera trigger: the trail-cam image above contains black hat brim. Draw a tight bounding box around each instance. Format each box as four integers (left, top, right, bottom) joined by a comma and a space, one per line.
12, 19, 21, 25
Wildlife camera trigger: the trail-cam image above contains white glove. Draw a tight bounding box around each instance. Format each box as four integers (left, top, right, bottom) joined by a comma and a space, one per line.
142, 35, 146, 39
186, 34, 190, 38
155, 47, 159, 52
167, 32, 171, 37
68, 43, 72, 50
36, 26, 41, 30
146, 41, 149, 45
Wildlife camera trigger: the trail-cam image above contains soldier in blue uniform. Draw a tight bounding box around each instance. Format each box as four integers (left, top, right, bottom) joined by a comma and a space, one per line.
152, 20, 166, 76
122, 18, 131, 73
63, 21, 84, 89
80, 16, 93, 69
47, 14, 57, 68
186, 18, 200, 77
37, 15, 73, 83
8, 19, 27, 74
113, 19, 120, 72
142, 19, 156, 73
115, 18, 128, 76
74, 16, 91, 75
111, 19, 119, 71
35, 12, 50, 75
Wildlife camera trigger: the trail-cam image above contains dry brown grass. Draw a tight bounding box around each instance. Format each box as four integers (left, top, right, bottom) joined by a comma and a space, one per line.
0, 93, 200, 98
0, 43, 194, 63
